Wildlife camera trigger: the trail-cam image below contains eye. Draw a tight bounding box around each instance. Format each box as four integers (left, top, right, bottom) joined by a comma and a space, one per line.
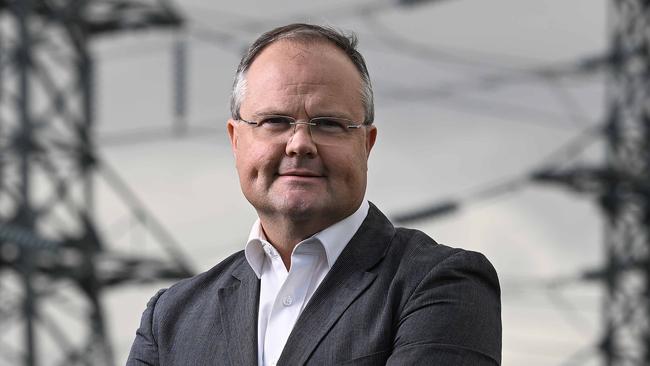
314, 118, 347, 133
259, 116, 293, 130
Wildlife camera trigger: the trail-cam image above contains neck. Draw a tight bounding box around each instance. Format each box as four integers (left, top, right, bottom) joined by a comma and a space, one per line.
258, 216, 330, 270
256, 201, 365, 269
260, 216, 322, 270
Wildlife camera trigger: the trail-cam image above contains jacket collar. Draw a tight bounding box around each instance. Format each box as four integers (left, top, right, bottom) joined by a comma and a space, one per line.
279, 203, 396, 365
217, 203, 395, 366
244, 200, 370, 277
217, 259, 260, 366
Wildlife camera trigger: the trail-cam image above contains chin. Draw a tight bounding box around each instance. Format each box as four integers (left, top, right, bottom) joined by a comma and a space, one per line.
278, 198, 323, 218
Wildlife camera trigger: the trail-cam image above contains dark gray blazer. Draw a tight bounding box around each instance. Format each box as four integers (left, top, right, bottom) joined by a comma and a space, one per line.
127, 204, 501, 365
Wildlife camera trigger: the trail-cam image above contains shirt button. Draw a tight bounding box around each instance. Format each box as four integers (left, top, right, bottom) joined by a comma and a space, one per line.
282, 295, 293, 306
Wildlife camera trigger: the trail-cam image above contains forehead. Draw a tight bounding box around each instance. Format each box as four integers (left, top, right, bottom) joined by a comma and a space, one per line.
241, 40, 364, 118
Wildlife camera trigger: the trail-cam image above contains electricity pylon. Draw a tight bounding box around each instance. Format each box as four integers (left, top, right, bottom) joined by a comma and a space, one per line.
0, 1, 192, 365
532, 1, 650, 364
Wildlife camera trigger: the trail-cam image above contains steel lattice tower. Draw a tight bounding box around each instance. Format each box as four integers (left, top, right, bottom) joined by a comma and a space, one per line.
533, 1, 650, 364
0, 1, 192, 365
599, 0, 650, 364
388, 0, 650, 363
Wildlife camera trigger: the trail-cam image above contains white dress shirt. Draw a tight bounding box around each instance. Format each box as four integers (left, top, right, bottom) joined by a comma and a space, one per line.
244, 200, 369, 366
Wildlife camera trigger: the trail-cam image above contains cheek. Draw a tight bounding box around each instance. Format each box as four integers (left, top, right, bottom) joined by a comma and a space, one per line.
349, 148, 370, 185
236, 143, 281, 180
324, 148, 368, 184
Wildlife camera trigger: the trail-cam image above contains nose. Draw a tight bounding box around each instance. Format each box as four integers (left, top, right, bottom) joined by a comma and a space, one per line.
285, 123, 317, 157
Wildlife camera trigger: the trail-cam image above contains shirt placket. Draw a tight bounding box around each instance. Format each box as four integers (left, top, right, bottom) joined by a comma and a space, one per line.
263, 246, 318, 366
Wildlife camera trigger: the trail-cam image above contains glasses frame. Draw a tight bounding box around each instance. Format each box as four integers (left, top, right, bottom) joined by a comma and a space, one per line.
238, 114, 366, 131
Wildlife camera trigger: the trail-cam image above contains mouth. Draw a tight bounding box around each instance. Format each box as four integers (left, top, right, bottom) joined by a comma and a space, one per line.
278, 170, 325, 178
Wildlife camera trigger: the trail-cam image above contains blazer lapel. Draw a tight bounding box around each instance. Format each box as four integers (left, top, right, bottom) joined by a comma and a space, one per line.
218, 260, 260, 366
278, 204, 396, 365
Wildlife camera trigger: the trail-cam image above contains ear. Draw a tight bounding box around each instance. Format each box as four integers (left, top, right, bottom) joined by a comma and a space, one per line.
365, 125, 377, 158
227, 119, 238, 158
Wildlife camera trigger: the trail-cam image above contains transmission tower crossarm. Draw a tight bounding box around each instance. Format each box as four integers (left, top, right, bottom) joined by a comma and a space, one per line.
0, 1, 192, 365
532, 1, 650, 364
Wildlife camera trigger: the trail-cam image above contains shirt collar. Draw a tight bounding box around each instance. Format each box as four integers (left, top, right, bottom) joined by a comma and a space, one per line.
244, 200, 369, 278
244, 218, 268, 278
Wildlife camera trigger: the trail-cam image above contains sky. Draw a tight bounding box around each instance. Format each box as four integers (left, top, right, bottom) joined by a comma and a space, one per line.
100, 1, 609, 365
2, 0, 613, 365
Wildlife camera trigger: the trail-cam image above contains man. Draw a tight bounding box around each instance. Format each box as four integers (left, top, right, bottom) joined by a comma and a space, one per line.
127, 23, 501, 365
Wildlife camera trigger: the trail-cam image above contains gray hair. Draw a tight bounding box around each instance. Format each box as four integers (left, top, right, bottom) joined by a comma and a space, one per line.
230, 23, 374, 124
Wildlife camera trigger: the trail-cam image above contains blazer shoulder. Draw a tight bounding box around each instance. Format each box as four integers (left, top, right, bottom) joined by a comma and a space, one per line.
130, 251, 253, 364
154, 250, 248, 312
383, 228, 502, 364
391, 227, 457, 265
390, 227, 499, 287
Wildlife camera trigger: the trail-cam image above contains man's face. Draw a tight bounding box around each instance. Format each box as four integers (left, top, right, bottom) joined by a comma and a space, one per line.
227, 40, 377, 229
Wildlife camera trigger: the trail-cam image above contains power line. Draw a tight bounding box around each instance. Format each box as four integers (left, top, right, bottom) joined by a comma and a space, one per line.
181, 1, 461, 58
362, 14, 544, 72
556, 345, 599, 366
540, 78, 594, 128
537, 1, 650, 363
187, 20, 249, 54
183, 1, 400, 34
363, 13, 609, 135
97, 120, 225, 147
378, 86, 597, 131
149, 4, 608, 147
391, 123, 603, 224
97, 40, 175, 61
545, 286, 596, 336
377, 60, 601, 108
0, 2, 194, 365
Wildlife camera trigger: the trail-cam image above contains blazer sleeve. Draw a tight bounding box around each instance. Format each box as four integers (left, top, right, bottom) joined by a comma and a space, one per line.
126, 289, 167, 366
387, 250, 502, 365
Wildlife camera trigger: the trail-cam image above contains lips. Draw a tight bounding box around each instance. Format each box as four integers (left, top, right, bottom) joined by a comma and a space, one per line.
278, 170, 324, 178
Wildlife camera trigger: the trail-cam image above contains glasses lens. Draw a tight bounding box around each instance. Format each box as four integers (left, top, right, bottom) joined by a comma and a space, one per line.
259, 116, 293, 131
311, 117, 352, 145
248, 115, 360, 145
253, 116, 293, 139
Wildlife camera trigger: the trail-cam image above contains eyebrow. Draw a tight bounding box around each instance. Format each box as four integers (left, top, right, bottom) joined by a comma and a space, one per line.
251, 110, 355, 120
250, 110, 289, 119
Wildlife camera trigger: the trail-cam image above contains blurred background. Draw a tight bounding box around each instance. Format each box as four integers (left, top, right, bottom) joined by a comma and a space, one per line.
2, 0, 648, 365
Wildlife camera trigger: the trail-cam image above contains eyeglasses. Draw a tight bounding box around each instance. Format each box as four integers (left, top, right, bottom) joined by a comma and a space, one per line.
238, 115, 366, 145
